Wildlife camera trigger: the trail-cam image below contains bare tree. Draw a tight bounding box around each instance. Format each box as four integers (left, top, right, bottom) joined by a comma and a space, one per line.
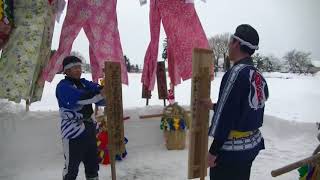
208, 37, 220, 72
124, 55, 131, 72
219, 33, 231, 71
162, 38, 168, 61
284, 50, 314, 74
208, 33, 231, 72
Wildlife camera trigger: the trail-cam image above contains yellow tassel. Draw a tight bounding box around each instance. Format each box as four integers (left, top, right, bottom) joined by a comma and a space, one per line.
173, 118, 179, 130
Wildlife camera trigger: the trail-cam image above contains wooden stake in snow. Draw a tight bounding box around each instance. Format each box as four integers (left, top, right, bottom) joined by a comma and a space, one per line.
156, 61, 168, 106
104, 62, 125, 180
188, 48, 213, 180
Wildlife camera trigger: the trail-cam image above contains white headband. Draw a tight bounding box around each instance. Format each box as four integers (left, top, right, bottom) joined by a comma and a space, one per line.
231, 34, 259, 50
63, 62, 82, 71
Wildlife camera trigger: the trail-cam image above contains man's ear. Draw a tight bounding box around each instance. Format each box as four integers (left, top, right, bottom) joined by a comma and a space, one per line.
234, 40, 240, 48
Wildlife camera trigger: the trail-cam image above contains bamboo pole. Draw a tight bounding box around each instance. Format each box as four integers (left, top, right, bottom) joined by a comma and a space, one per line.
139, 113, 164, 119
139, 111, 191, 119
271, 153, 320, 177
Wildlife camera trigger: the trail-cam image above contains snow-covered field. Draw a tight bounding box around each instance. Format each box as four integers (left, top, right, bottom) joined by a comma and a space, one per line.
0, 72, 320, 180
29, 72, 320, 123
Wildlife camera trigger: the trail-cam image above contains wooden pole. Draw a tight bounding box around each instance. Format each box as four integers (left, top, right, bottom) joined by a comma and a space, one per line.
104, 62, 125, 180
26, 99, 30, 112
156, 61, 168, 105
139, 113, 164, 119
139, 111, 191, 119
142, 84, 151, 106
106, 106, 116, 180
198, 68, 211, 180
188, 48, 213, 179
271, 153, 320, 177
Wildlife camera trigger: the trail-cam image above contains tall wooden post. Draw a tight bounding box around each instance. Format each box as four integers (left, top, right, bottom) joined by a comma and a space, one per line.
104, 62, 125, 180
156, 61, 168, 106
188, 48, 213, 179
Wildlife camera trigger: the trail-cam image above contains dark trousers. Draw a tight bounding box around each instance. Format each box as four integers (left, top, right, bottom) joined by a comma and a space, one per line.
63, 122, 99, 180
210, 162, 252, 180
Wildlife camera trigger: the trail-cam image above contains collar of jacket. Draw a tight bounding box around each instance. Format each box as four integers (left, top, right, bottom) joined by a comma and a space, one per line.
65, 76, 83, 84
233, 56, 254, 66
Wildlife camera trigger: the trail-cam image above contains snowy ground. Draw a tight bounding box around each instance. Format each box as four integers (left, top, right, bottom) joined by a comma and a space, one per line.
30, 72, 320, 123
0, 72, 320, 180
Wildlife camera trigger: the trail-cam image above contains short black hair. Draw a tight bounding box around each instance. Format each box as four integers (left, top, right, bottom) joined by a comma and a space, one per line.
234, 24, 259, 55
62, 56, 82, 70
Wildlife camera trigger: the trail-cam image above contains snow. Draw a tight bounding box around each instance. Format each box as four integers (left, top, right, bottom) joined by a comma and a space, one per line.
1, 72, 320, 180
30, 72, 320, 123
312, 60, 320, 68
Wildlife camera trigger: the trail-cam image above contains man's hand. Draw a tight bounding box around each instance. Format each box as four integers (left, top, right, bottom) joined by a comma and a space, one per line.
200, 98, 214, 110
208, 152, 217, 168
100, 86, 106, 98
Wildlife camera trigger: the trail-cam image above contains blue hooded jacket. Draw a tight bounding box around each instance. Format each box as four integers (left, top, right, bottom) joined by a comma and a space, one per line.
56, 76, 106, 139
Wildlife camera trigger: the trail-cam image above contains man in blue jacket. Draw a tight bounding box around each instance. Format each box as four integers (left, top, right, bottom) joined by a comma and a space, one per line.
202, 24, 269, 180
56, 56, 105, 180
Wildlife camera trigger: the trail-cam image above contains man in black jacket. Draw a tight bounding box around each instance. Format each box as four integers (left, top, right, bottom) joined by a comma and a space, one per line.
202, 24, 269, 180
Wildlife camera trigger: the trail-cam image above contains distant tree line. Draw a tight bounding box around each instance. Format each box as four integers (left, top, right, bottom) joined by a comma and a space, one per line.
124, 55, 141, 73
208, 34, 318, 74
51, 50, 142, 73
52, 40, 319, 75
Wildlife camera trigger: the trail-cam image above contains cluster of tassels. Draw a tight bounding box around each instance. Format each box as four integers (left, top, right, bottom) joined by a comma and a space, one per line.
160, 117, 187, 131
97, 131, 128, 165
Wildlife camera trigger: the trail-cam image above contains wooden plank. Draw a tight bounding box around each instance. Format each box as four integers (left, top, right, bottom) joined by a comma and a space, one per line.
139, 113, 164, 119
139, 111, 191, 119
142, 84, 151, 106
188, 48, 213, 179
104, 62, 125, 180
156, 61, 168, 100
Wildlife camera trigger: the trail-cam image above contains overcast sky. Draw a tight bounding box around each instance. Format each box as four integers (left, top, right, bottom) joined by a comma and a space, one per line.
52, 0, 320, 65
